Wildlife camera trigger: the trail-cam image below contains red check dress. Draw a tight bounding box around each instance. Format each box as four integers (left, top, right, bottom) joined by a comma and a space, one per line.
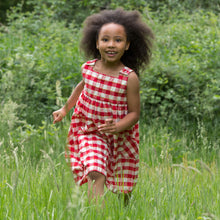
66, 59, 139, 193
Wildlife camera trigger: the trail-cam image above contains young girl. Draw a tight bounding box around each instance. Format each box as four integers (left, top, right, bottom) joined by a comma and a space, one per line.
53, 8, 154, 203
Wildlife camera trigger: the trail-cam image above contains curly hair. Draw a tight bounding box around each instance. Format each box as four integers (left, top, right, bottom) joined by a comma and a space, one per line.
80, 8, 154, 75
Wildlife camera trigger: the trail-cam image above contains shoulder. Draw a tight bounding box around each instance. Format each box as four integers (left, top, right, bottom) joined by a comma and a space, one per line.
127, 71, 140, 91
121, 66, 139, 85
128, 71, 139, 84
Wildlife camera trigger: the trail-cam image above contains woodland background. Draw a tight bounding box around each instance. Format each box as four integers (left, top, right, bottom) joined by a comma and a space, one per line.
1, 0, 220, 127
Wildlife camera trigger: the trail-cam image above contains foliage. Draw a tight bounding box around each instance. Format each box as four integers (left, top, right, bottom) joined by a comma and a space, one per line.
0, 0, 20, 23
0, 5, 83, 125
0, 0, 146, 25
1, 3, 219, 127
0, 2, 220, 131
146, 0, 220, 14
140, 10, 220, 122
1, 0, 219, 25
22, 0, 148, 26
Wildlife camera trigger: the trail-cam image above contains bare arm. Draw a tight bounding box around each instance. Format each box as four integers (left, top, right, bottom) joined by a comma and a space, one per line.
98, 72, 140, 133
53, 80, 85, 124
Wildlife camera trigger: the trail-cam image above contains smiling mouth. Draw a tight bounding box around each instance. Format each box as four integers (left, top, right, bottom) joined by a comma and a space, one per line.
106, 51, 117, 56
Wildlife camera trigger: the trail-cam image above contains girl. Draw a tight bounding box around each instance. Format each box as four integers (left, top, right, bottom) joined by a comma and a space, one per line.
53, 8, 154, 204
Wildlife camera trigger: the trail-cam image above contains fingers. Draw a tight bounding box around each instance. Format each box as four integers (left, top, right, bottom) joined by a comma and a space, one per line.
52, 111, 63, 124
98, 118, 117, 134
105, 118, 113, 125
98, 119, 113, 129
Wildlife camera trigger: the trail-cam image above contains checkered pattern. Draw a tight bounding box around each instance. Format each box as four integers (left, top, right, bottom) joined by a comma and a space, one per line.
66, 59, 139, 193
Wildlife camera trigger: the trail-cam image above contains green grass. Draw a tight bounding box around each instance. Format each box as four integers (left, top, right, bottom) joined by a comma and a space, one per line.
0, 120, 219, 219
1, 5, 219, 219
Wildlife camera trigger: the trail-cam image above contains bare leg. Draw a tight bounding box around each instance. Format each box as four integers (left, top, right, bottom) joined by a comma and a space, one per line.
124, 192, 131, 206
87, 171, 105, 205
118, 192, 132, 206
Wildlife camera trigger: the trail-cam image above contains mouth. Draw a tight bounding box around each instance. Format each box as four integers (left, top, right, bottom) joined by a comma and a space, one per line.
106, 51, 117, 56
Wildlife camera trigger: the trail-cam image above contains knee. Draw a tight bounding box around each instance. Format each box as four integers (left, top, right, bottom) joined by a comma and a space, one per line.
87, 171, 105, 182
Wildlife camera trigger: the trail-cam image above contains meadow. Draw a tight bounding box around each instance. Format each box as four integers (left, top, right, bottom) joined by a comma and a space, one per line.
1, 119, 219, 220
0, 1, 220, 219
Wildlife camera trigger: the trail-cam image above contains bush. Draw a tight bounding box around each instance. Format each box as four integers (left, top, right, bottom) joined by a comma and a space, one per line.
0, 6, 83, 125
140, 10, 220, 122
0, 3, 219, 130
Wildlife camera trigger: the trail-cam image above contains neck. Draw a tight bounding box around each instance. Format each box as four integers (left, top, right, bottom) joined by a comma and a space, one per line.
100, 59, 123, 70
94, 59, 124, 76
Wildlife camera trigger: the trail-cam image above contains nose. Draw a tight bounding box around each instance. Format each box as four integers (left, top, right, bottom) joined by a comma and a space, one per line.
107, 40, 115, 47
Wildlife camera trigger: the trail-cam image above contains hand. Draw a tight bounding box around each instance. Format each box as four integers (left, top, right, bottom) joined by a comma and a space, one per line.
98, 118, 118, 134
52, 108, 66, 124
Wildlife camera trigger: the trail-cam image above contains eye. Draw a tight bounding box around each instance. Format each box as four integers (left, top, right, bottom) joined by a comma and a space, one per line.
102, 38, 108, 42
116, 39, 122, 42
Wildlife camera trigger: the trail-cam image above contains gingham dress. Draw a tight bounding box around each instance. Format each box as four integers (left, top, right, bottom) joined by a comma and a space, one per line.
66, 59, 139, 193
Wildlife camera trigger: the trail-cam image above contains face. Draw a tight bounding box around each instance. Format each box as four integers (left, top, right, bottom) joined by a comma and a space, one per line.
96, 23, 130, 64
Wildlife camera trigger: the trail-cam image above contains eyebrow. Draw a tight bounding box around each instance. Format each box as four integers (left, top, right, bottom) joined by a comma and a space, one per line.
100, 35, 124, 38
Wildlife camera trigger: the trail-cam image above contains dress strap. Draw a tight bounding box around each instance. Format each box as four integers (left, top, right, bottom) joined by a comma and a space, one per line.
85, 59, 97, 66
119, 66, 133, 76
81, 59, 97, 69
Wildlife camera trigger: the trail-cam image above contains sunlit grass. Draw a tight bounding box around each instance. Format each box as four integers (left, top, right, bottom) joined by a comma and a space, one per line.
1, 120, 219, 219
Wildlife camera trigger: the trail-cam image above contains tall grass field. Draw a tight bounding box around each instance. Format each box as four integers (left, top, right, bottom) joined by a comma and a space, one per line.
1, 120, 219, 220
0, 1, 220, 219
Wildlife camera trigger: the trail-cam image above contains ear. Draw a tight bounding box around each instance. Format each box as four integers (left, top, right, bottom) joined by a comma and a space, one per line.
125, 41, 130, 50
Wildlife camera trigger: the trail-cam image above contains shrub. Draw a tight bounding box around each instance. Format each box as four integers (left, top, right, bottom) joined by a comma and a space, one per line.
0, 3, 219, 129
140, 10, 220, 122
0, 6, 83, 125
